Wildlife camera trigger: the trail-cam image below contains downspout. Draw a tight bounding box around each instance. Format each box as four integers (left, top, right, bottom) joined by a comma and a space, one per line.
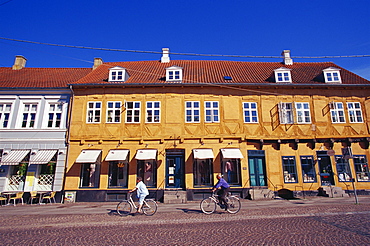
61, 85, 75, 203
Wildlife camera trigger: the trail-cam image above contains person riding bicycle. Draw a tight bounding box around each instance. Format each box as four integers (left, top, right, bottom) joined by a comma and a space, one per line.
129, 176, 149, 214
212, 174, 230, 210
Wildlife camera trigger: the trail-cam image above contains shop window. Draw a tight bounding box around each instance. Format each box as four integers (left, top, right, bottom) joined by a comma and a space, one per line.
300, 156, 316, 183
108, 161, 128, 188
80, 163, 100, 188
193, 159, 213, 186
353, 155, 370, 182
221, 159, 241, 185
335, 156, 352, 182
282, 156, 297, 183
137, 160, 156, 187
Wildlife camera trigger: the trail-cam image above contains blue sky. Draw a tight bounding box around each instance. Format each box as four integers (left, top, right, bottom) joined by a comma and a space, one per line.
1, 0, 370, 79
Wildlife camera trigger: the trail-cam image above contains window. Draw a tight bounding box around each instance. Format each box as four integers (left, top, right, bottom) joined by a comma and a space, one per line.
165, 66, 183, 82
323, 67, 341, 83
146, 101, 160, 123
274, 67, 292, 83
335, 156, 352, 182
107, 101, 121, 123
108, 161, 128, 188
125, 101, 141, 123
282, 156, 297, 183
243, 102, 258, 123
87, 102, 101, 123
347, 102, 363, 123
109, 66, 128, 82
295, 102, 311, 124
47, 103, 63, 128
222, 159, 241, 185
22, 103, 38, 128
185, 101, 200, 123
353, 155, 369, 182
137, 160, 156, 187
205, 101, 219, 123
0, 103, 12, 128
80, 163, 100, 187
330, 102, 346, 123
193, 159, 213, 186
301, 156, 316, 183
279, 102, 294, 124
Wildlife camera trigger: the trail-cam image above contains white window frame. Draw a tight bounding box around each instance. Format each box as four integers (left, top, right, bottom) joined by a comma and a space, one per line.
146, 101, 160, 123
295, 102, 311, 124
106, 101, 122, 123
165, 66, 183, 82
125, 101, 141, 123
274, 67, 292, 83
86, 101, 102, 123
347, 102, 363, 123
279, 102, 294, 124
205, 101, 219, 123
109, 66, 128, 82
330, 102, 346, 123
323, 67, 341, 83
0, 101, 14, 128
243, 102, 258, 123
20, 102, 39, 128
185, 101, 200, 123
45, 102, 63, 128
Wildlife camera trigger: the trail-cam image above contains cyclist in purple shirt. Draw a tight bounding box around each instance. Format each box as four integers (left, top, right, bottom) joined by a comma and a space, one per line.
212, 174, 230, 210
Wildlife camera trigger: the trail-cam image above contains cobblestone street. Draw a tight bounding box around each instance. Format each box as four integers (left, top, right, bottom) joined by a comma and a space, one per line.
1, 196, 370, 245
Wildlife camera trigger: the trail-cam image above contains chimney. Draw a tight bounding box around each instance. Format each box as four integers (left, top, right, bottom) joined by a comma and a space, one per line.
93, 57, 103, 70
282, 50, 293, 65
12, 55, 27, 70
161, 48, 170, 63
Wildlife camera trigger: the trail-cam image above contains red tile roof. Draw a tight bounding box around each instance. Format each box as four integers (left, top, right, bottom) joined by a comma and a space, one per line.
0, 67, 91, 88
72, 60, 370, 85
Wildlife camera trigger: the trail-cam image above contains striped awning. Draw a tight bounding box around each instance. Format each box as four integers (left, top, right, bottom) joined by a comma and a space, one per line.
105, 149, 129, 161
220, 148, 244, 159
193, 149, 214, 159
0, 150, 30, 165
75, 150, 102, 163
29, 150, 57, 165
135, 149, 157, 160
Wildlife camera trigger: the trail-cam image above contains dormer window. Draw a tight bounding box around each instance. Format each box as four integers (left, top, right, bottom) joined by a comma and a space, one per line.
109, 66, 129, 82
165, 66, 183, 82
323, 67, 341, 83
274, 67, 292, 83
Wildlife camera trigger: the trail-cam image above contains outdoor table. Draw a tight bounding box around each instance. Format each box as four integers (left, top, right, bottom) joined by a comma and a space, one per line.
1, 191, 17, 205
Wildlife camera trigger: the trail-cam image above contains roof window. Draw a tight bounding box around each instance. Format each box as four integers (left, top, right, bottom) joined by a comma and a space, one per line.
165, 65, 183, 82
274, 67, 292, 83
109, 66, 129, 82
323, 67, 341, 83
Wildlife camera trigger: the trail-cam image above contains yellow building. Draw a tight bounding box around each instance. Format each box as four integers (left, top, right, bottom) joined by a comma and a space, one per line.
65, 50, 370, 202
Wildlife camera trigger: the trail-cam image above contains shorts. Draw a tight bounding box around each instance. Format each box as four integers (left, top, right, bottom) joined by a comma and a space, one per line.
137, 194, 147, 205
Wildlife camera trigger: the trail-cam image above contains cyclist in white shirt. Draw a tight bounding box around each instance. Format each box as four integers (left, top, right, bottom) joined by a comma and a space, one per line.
129, 176, 149, 214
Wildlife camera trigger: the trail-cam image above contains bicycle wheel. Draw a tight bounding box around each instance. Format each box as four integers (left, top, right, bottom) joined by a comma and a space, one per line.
142, 199, 157, 216
200, 197, 217, 214
226, 196, 241, 214
116, 201, 132, 216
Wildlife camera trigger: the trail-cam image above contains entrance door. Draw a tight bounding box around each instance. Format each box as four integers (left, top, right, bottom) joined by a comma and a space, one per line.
166, 151, 184, 189
248, 150, 267, 186
317, 151, 335, 186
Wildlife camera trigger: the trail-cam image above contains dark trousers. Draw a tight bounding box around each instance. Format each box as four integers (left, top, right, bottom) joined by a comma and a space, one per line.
217, 187, 230, 205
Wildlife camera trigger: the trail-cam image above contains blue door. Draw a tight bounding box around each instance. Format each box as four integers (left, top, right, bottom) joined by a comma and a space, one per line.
166, 155, 184, 188
248, 150, 267, 186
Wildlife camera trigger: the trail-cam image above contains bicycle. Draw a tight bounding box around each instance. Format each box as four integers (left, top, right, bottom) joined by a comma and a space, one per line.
116, 193, 158, 216
200, 191, 241, 214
